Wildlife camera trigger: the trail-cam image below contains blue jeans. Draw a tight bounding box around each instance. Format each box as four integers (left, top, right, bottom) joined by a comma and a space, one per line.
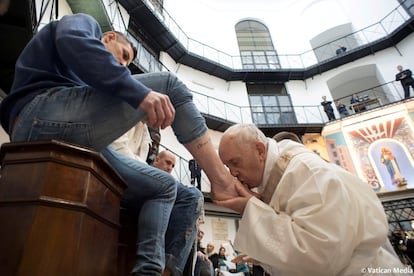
165, 183, 203, 275
102, 146, 176, 275
103, 148, 203, 276
11, 72, 208, 275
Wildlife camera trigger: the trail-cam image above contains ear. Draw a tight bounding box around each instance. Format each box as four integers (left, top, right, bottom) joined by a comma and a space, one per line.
255, 141, 267, 161
102, 32, 116, 43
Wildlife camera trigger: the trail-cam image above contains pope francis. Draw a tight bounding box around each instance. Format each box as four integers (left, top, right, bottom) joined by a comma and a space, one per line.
216, 124, 409, 276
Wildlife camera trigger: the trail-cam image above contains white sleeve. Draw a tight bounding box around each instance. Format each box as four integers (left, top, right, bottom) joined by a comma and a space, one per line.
234, 166, 388, 275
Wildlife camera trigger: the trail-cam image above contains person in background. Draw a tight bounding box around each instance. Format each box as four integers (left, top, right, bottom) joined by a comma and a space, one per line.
336, 44, 347, 55
1, 13, 241, 275
206, 243, 215, 258
217, 246, 228, 271
194, 230, 214, 276
320, 95, 336, 121
350, 93, 366, 113
335, 100, 349, 118
189, 159, 202, 190
216, 123, 405, 275
395, 65, 414, 99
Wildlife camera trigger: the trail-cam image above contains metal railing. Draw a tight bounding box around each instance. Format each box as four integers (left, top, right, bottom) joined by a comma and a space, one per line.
140, 0, 411, 70
161, 80, 411, 185
192, 80, 409, 125
157, 144, 210, 190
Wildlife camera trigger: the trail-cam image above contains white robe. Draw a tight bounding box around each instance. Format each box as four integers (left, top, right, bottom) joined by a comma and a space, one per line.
111, 121, 151, 163
234, 139, 409, 275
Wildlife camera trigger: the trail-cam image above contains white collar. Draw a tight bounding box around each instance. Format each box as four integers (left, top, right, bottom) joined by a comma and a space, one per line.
257, 138, 280, 194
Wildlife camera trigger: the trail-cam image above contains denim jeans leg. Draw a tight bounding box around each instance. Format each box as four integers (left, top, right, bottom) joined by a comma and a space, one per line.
11, 86, 147, 150
132, 72, 208, 144
101, 146, 177, 276
165, 184, 203, 275
12, 72, 207, 149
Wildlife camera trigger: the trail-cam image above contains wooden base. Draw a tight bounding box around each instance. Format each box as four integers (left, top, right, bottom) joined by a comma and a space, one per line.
0, 140, 127, 276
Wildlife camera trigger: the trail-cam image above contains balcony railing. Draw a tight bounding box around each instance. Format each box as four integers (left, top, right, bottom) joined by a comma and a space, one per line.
161, 80, 411, 186
141, 0, 411, 70
192, 80, 410, 125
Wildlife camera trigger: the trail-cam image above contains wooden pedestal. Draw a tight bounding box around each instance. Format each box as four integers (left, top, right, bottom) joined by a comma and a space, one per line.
0, 140, 127, 276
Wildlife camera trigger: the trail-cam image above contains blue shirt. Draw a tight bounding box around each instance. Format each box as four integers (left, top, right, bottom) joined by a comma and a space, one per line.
0, 13, 150, 132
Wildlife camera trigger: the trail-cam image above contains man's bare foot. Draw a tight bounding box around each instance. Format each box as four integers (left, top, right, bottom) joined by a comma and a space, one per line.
210, 177, 241, 201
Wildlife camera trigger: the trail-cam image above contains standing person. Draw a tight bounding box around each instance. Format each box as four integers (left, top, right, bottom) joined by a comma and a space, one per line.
216, 124, 406, 275
395, 65, 414, 99
189, 159, 202, 190
336, 44, 347, 55
0, 13, 240, 275
320, 95, 336, 121
335, 100, 349, 118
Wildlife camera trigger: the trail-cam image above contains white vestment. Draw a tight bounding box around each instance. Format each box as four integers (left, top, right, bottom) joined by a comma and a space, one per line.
234, 139, 409, 276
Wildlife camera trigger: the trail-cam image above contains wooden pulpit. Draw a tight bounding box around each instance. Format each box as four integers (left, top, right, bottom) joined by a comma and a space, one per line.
0, 140, 127, 276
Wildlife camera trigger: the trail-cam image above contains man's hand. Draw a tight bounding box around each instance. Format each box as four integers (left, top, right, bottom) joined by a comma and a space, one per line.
214, 181, 259, 214
231, 253, 251, 265
139, 91, 175, 129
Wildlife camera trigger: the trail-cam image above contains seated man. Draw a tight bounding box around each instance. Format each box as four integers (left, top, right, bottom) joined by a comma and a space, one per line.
0, 13, 239, 275
112, 124, 203, 276
216, 124, 405, 275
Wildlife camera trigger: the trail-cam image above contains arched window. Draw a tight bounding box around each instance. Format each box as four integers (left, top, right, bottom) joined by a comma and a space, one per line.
235, 20, 280, 69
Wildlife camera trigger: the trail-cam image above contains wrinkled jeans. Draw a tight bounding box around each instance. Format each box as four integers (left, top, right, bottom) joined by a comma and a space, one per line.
11, 72, 208, 275
165, 183, 203, 275
102, 147, 203, 275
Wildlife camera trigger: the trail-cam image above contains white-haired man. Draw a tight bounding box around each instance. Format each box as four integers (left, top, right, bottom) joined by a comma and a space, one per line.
216, 123, 406, 275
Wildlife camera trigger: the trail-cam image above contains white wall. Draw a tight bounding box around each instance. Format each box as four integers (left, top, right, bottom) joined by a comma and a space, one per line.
161, 30, 414, 124
163, 0, 401, 56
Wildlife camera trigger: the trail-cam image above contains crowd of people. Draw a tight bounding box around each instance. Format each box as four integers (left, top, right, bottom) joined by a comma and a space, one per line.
194, 230, 250, 276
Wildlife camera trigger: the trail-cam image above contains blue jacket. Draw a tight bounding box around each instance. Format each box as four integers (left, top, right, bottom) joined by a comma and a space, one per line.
0, 13, 150, 132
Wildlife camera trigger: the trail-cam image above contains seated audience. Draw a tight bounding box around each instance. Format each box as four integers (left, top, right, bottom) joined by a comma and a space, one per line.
350, 93, 366, 112
194, 230, 214, 276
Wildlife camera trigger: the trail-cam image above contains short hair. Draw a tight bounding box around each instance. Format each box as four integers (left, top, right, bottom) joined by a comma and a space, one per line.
112, 31, 138, 61
272, 131, 302, 143
224, 124, 267, 144
157, 150, 174, 159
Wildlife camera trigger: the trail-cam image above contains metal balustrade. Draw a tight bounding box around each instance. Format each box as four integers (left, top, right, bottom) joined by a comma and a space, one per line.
140, 0, 411, 70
